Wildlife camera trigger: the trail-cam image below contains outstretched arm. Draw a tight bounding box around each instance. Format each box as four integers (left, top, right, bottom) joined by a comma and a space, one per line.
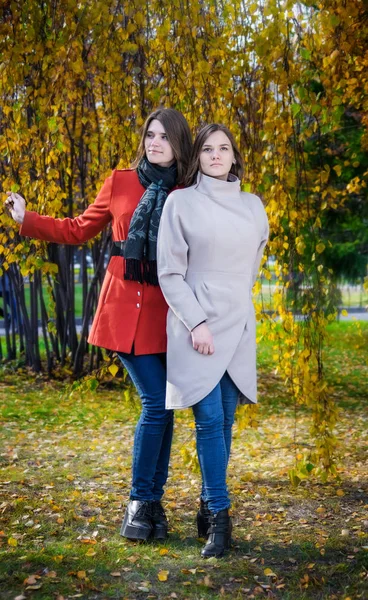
5, 172, 114, 245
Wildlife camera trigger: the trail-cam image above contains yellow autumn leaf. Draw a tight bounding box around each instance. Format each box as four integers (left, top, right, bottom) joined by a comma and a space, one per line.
134, 11, 145, 26
341, 309, 348, 317
316, 242, 325, 254
157, 569, 169, 581
8, 537, 17, 547
159, 548, 169, 555
264, 568, 277, 577
336, 489, 345, 496
53, 555, 63, 562
85, 548, 96, 556
108, 363, 119, 377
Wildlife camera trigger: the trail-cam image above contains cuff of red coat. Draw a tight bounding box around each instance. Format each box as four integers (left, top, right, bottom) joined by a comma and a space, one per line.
19, 211, 39, 237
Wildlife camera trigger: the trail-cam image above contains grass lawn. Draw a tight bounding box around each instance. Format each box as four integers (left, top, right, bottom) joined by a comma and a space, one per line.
0, 322, 367, 599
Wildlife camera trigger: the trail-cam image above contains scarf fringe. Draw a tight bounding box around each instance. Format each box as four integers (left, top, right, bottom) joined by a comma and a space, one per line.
124, 259, 143, 284
124, 259, 158, 286
143, 260, 159, 286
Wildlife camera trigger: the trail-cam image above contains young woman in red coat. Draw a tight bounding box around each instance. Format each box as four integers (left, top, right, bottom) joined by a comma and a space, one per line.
5, 108, 193, 542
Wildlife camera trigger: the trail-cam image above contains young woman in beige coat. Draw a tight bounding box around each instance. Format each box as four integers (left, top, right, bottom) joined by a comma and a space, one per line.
157, 124, 269, 558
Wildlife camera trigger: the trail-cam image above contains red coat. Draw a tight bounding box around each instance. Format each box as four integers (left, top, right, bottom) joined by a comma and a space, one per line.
20, 170, 169, 354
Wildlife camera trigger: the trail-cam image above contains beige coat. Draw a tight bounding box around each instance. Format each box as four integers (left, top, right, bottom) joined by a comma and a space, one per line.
157, 173, 269, 409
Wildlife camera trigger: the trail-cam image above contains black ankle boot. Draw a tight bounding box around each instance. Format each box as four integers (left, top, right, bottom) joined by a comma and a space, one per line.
197, 498, 211, 537
151, 501, 168, 540
201, 508, 232, 558
120, 500, 153, 541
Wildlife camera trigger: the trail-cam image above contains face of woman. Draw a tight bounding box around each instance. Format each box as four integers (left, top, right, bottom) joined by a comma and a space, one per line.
144, 119, 175, 167
199, 130, 235, 181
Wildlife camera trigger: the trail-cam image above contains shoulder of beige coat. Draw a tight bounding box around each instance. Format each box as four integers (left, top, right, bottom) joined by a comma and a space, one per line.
164, 187, 194, 208
240, 190, 263, 203
240, 191, 267, 214
241, 191, 268, 233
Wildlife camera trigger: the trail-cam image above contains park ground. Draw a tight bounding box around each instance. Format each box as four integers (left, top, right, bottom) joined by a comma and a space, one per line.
0, 321, 367, 600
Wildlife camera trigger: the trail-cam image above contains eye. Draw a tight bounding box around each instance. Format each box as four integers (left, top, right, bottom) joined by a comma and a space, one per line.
161, 134, 168, 140
146, 132, 153, 138
220, 146, 229, 151
202, 147, 211, 152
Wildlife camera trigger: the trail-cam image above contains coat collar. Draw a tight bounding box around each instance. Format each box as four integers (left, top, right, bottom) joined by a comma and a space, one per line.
194, 172, 241, 199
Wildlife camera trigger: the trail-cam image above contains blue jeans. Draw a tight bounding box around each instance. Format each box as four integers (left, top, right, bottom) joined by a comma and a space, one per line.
118, 352, 173, 501
193, 372, 239, 513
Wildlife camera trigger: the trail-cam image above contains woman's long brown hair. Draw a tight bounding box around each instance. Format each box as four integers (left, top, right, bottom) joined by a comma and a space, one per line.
132, 108, 193, 185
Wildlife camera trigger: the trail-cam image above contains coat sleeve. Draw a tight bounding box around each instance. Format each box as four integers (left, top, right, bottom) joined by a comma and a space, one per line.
157, 194, 208, 332
20, 172, 114, 244
252, 198, 269, 285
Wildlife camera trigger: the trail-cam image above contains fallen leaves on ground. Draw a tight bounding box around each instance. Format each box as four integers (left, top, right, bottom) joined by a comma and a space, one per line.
0, 323, 367, 599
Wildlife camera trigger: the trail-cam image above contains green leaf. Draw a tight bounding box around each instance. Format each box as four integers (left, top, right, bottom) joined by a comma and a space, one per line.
300, 48, 311, 60
47, 117, 58, 133
297, 86, 308, 100
291, 103, 301, 117
88, 378, 99, 391
330, 14, 340, 27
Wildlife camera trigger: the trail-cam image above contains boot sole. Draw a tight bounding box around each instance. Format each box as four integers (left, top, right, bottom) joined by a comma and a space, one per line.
120, 512, 152, 541
201, 540, 231, 558
202, 549, 228, 558
201, 526, 232, 558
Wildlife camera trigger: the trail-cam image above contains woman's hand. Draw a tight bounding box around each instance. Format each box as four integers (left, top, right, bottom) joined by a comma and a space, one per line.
191, 322, 215, 355
4, 192, 26, 224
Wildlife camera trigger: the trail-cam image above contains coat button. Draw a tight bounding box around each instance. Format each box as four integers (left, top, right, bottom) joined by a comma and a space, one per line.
137, 291, 141, 296
136, 303, 140, 308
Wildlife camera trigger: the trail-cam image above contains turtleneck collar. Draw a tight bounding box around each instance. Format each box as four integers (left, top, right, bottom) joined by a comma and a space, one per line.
194, 172, 241, 199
